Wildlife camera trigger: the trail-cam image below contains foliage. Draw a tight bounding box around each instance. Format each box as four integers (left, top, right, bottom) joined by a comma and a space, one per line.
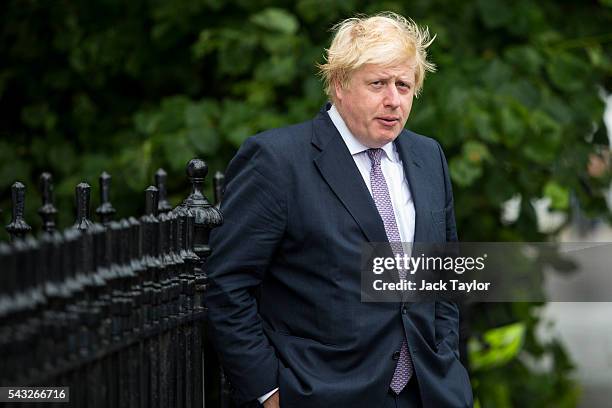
1, 0, 611, 406
469, 322, 526, 372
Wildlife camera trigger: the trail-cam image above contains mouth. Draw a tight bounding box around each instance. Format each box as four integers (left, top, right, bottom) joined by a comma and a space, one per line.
376, 116, 400, 127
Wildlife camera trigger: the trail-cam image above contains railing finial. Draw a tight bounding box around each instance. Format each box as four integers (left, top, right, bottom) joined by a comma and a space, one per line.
73, 182, 93, 231
155, 168, 173, 214
38, 172, 58, 233
96, 171, 116, 225
6, 181, 32, 241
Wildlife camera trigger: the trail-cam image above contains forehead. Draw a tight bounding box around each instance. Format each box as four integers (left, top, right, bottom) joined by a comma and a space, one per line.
353, 62, 416, 81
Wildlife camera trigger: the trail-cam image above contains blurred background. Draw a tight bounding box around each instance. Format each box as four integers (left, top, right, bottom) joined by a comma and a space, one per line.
0, 0, 611, 406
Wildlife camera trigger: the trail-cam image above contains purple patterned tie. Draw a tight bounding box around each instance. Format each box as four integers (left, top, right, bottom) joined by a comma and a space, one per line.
367, 148, 413, 394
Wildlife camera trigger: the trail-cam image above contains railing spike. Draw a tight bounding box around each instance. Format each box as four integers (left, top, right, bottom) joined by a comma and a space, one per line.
96, 171, 116, 225
155, 169, 173, 214
6, 181, 32, 241
73, 182, 93, 231
145, 186, 159, 217
213, 171, 225, 208
38, 172, 58, 233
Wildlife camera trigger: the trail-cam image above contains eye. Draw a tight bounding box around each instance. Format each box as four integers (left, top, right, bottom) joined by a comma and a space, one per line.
396, 81, 412, 93
371, 80, 384, 88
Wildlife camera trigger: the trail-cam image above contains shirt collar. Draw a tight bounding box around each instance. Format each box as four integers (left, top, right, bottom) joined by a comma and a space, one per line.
327, 104, 397, 162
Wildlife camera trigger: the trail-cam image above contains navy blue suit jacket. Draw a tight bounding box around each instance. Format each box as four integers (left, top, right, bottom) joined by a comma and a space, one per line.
205, 105, 473, 407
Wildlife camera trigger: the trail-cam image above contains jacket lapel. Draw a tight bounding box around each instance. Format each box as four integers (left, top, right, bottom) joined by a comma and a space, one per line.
394, 131, 428, 242
312, 107, 388, 244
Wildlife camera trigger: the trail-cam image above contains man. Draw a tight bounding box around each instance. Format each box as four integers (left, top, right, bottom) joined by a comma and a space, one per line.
205, 12, 473, 408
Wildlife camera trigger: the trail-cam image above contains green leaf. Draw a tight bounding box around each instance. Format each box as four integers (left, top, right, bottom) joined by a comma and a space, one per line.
498, 106, 525, 147
450, 156, 483, 187
219, 100, 259, 147
0, 159, 30, 189
185, 101, 214, 129
445, 88, 470, 115
134, 110, 161, 135
481, 59, 512, 88
192, 30, 215, 59
261, 34, 298, 54
157, 96, 190, 133
250, 8, 299, 34
545, 52, 587, 92
296, 0, 354, 23
497, 80, 541, 108
118, 141, 152, 191
469, 322, 526, 371
477, 0, 513, 28
470, 106, 499, 143
543, 181, 570, 210
216, 30, 257, 75
463, 140, 491, 164
504, 46, 543, 75
254, 55, 298, 85
187, 127, 219, 155
21, 104, 57, 131
522, 110, 562, 164
48, 143, 77, 176
161, 130, 193, 173
227, 124, 256, 147
541, 94, 573, 124
231, 80, 276, 106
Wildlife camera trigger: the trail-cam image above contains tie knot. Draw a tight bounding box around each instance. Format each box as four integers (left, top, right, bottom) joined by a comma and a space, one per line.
367, 148, 384, 166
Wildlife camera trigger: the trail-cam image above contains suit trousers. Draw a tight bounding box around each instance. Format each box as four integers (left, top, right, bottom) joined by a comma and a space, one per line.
382, 376, 422, 408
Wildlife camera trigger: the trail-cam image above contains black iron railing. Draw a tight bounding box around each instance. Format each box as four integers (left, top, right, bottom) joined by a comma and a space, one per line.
0, 158, 229, 408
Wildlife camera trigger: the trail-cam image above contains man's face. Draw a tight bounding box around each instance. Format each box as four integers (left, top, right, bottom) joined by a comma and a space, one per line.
334, 61, 416, 148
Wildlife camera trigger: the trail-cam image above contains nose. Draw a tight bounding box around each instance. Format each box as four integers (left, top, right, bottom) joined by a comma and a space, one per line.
383, 84, 401, 109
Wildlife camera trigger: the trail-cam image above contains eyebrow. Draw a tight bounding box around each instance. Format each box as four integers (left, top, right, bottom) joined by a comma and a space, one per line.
367, 75, 414, 85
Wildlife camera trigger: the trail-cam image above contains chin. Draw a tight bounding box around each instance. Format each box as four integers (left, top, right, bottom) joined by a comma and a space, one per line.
369, 137, 395, 148
379, 133, 400, 145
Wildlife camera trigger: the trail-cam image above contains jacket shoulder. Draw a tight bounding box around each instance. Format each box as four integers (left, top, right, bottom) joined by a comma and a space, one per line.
227, 119, 313, 180
247, 120, 313, 152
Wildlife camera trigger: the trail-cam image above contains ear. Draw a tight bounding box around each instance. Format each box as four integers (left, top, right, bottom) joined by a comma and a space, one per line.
333, 79, 344, 103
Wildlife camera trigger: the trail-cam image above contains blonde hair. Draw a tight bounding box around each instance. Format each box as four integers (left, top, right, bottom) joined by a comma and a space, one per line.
318, 12, 436, 100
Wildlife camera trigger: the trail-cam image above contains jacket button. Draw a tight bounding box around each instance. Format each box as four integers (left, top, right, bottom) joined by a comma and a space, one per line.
392, 351, 401, 360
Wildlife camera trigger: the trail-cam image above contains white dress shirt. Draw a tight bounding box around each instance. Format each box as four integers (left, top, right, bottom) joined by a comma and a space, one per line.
327, 104, 416, 243
258, 106, 416, 404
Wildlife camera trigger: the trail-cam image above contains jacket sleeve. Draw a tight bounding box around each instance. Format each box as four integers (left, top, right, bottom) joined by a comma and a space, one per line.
204, 136, 286, 406
433, 141, 461, 352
